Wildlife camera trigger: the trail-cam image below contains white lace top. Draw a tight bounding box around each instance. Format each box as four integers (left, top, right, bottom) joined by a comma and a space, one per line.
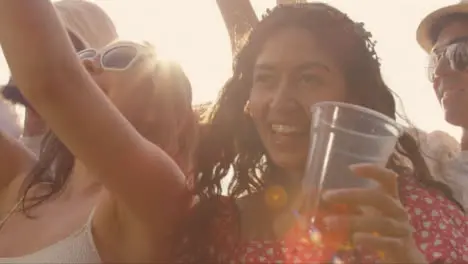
0, 209, 101, 263
443, 151, 468, 212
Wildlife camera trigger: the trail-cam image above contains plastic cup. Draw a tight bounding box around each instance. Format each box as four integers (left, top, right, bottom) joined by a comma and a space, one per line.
301, 101, 403, 221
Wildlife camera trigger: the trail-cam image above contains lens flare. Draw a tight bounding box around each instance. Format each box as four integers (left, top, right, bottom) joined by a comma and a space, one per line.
338, 242, 353, 251
264, 185, 288, 210
331, 255, 344, 264
308, 226, 323, 246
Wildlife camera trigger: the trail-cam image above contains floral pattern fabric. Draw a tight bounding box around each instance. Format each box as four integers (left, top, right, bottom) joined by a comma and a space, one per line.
223, 175, 468, 263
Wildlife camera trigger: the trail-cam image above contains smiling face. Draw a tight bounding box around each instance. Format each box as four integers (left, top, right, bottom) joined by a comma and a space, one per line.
248, 27, 347, 175
433, 19, 468, 128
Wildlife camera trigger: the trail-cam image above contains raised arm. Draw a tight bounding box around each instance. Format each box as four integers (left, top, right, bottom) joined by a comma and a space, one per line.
216, 0, 258, 55
0, 0, 188, 223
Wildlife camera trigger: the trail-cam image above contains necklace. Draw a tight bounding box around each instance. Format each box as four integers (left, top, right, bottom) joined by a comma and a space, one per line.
0, 196, 25, 231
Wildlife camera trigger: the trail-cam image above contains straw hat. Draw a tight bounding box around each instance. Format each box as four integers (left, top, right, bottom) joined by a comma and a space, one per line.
417, 0, 468, 53
54, 0, 118, 49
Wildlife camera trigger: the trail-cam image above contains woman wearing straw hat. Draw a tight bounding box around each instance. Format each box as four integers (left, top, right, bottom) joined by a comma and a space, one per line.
417, 1, 468, 212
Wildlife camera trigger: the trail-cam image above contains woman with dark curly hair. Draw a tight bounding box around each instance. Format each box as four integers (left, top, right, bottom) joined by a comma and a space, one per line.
192, 3, 468, 263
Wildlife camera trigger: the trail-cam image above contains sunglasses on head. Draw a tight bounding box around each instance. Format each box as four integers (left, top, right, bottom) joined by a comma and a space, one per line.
78, 42, 151, 71
428, 36, 468, 82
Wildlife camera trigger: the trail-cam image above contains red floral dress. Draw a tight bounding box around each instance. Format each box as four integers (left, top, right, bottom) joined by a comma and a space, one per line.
218, 175, 468, 263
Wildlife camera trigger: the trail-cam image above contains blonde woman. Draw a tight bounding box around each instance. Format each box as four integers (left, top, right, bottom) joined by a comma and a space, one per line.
0, 0, 197, 262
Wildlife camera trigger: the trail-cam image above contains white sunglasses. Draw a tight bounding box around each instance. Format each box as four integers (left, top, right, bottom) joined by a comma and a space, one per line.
78, 42, 151, 71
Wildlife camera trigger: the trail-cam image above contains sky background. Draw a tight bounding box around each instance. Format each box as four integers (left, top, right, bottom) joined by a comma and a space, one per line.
0, 0, 461, 138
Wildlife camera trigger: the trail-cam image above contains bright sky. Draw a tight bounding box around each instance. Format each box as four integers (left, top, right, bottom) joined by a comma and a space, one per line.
0, 0, 461, 138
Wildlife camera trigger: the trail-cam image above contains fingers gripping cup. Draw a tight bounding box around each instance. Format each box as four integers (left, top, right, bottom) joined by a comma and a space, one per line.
302, 101, 403, 221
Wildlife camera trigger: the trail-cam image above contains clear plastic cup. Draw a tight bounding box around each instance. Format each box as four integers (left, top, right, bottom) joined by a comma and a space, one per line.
301, 101, 404, 221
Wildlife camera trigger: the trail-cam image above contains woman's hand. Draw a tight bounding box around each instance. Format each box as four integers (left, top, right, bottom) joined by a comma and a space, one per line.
321, 164, 427, 263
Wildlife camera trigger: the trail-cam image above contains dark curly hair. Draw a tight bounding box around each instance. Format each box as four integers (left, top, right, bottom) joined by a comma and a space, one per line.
189, 5, 462, 256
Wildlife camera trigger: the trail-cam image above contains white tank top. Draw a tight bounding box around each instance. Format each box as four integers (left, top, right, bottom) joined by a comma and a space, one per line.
0, 209, 101, 263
